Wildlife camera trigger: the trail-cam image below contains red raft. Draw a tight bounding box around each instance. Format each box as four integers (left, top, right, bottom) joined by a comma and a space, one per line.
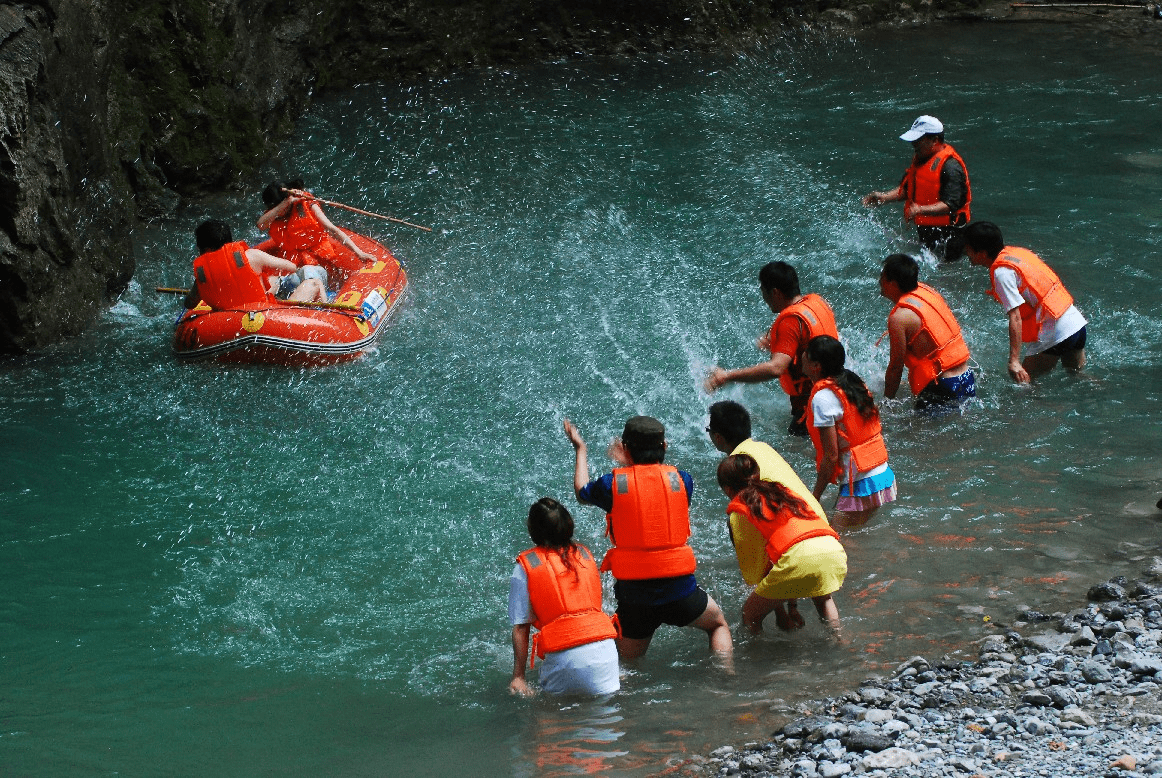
173, 230, 407, 366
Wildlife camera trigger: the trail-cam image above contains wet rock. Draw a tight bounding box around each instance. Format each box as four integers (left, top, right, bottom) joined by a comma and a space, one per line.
1090, 582, 1128, 602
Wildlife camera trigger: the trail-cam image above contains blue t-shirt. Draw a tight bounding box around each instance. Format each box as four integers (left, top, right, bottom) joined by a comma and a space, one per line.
577, 470, 695, 513
578, 468, 698, 606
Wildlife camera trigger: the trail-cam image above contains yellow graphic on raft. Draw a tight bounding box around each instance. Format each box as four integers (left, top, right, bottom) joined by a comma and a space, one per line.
241, 311, 265, 333
359, 261, 387, 274
354, 318, 370, 336
336, 290, 362, 307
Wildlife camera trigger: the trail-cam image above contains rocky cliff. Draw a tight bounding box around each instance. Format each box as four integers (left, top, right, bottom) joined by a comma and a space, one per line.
1, 0, 989, 354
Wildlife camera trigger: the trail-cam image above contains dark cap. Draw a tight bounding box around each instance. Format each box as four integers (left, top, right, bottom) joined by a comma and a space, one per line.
622, 415, 665, 448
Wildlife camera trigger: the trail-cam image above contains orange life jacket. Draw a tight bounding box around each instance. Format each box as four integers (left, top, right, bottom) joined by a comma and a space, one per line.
806, 378, 889, 486
904, 144, 971, 227
192, 241, 271, 311
987, 246, 1074, 343
601, 464, 697, 580
770, 294, 840, 398
892, 283, 971, 394
268, 195, 328, 254
725, 494, 838, 565
517, 545, 618, 666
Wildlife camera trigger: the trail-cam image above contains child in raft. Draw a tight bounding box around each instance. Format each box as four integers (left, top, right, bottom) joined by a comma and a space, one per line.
801, 335, 897, 529
508, 497, 620, 697
716, 454, 847, 634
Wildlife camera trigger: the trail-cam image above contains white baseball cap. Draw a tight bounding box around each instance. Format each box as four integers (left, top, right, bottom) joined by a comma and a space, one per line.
900, 115, 944, 142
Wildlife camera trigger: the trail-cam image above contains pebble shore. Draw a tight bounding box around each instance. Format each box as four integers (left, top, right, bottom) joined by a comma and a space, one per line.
678, 573, 1162, 777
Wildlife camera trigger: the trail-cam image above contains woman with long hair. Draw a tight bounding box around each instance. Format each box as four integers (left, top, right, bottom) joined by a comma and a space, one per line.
507, 497, 619, 697
717, 454, 846, 635
802, 335, 897, 528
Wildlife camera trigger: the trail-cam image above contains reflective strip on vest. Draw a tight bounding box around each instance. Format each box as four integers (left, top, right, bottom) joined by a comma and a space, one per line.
602, 464, 696, 580
516, 546, 616, 662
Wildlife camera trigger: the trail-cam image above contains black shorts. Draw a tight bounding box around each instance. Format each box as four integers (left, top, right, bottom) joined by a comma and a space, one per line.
1044, 326, 1087, 356
615, 586, 710, 640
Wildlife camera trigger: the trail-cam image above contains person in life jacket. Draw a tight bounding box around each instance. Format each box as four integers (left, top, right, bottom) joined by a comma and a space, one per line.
706, 399, 826, 515
863, 115, 972, 262
563, 415, 732, 661
705, 261, 840, 437
256, 179, 375, 286
508, 497, 620, 697
802, 335, 896, 528
183, 219, 326, 311
963, 221, 1088, 384
716, 453, 847, 636
879, 253, 976, 413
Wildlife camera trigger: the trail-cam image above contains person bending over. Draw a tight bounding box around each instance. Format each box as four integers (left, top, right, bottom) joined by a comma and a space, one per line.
802, 335, 896, 528
716, 454, 846, 636
564, 415, 732, 661
508, 497, 620, 697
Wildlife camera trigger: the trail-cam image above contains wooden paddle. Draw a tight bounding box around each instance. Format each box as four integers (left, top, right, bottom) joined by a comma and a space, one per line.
284, 188, 432, 232
155, 287, 363, 312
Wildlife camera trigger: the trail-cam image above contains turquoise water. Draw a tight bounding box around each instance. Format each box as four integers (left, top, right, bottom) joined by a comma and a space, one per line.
3, 23, 1162, 776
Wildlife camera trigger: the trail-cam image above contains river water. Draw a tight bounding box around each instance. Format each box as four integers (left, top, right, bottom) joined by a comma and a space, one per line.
3, 21, 1161, 776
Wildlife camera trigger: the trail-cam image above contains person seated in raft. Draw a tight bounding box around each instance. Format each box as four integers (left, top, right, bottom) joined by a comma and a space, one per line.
183, 219, 326, 310
801, 335, 897, 529
256, 179, 375, 289
716, 453, 847, 636
508, 497, 620, 697
564, 416, 732, 661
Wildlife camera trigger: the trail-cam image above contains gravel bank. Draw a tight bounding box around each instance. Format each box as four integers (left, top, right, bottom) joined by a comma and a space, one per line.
678, 573, 1162, 777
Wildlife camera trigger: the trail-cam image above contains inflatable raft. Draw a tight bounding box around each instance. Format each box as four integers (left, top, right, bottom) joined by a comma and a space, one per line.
173, 230, 407, 366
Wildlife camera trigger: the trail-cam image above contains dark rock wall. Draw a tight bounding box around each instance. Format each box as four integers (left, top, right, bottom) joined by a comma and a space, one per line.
0, 0, 979, 354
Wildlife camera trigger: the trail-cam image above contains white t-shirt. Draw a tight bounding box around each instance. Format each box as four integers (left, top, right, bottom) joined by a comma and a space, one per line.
811, 387, 889, 483
992, 266, 1086, 356
508, 563, 620, 697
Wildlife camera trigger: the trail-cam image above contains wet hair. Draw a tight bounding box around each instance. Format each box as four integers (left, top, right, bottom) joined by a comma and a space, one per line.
716, 454, 814, 522
261, 181, 288, 209
806, 335, 877, 421
194, 219, 232, 252
881, 253, 919, 293
964, 221, 1005, 259
527, 497, 581, 573
623, 437, 665, 465
759, 261, 801, 298
708, 401, 751, 448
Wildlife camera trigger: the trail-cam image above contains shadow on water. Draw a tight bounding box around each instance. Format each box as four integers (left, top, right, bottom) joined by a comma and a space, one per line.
3, 21, 1162, 777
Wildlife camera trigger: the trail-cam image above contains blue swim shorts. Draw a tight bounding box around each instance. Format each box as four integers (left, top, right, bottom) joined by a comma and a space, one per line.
915, 370, 976, 413
1044, 325, 1087, 357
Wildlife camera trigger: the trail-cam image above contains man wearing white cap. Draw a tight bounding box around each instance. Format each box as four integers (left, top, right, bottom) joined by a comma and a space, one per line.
863, 115, 972, 262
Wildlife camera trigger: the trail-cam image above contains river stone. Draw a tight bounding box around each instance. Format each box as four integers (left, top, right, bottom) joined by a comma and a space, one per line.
791, 758, 818, 776
710, 745, 735, 758
861, 709, 895, 724
858, 686, 888, 704
861, 747, 921, 769
840, 729, 894, 753
897, 656, 931, 674
1071, 626, 1097, 646
1089, 581, 1127, 602
1045, 685, 1080, 708
781, 716, 833, 740
1022, 717, 1056, 735
1130, 655, 1162, 676
1062, 709, 1098, 727
1024, 632, 1071, 652
1021, 690, 1053, 707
